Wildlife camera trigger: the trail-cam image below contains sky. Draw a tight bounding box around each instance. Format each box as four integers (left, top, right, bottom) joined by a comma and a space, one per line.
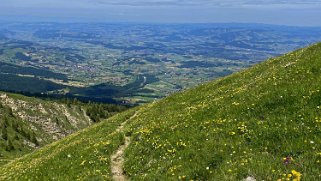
1, 0, 321, 26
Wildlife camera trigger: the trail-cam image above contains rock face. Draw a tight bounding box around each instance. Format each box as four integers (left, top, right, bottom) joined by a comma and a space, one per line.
0, 92, 92, 144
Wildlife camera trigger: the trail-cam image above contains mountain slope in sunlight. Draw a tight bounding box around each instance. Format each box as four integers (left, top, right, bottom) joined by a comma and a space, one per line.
2, 43, 321, 180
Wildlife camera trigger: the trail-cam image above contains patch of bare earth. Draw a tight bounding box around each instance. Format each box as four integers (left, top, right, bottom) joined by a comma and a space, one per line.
111, 112, 138, 181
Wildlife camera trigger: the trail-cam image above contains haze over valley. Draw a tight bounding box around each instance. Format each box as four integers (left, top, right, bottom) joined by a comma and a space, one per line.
1, 23, 321, 104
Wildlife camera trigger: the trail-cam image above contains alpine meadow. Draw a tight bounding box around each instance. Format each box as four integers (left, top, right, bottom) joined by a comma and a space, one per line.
1, 42, 321, 180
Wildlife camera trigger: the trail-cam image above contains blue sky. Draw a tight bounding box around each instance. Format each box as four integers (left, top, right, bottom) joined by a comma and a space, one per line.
1, 0, 321, 26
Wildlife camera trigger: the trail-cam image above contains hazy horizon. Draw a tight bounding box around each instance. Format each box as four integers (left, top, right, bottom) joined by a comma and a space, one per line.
1, 0, 321, 26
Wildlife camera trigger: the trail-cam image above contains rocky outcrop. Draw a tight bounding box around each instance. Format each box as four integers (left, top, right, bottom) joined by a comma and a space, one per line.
0, 92, 92, 143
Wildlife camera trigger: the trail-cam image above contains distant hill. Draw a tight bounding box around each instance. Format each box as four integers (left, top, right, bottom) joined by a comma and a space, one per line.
0, 92, 126, 166
2, 43, 321, 180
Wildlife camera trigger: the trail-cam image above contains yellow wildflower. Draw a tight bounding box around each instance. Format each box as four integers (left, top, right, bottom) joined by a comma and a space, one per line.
291, 170, 301, 177
291, 170, 302, 181
80, 160, 86, 165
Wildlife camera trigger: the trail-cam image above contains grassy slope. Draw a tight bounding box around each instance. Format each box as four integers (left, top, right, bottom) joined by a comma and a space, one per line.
2, 43, 321, 180
0, 92, 92, 165
0, 108, 138, 180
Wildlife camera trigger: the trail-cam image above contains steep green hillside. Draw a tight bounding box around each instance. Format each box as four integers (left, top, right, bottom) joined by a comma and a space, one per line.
0, 92, 125, 166
2, 43, 321, 180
